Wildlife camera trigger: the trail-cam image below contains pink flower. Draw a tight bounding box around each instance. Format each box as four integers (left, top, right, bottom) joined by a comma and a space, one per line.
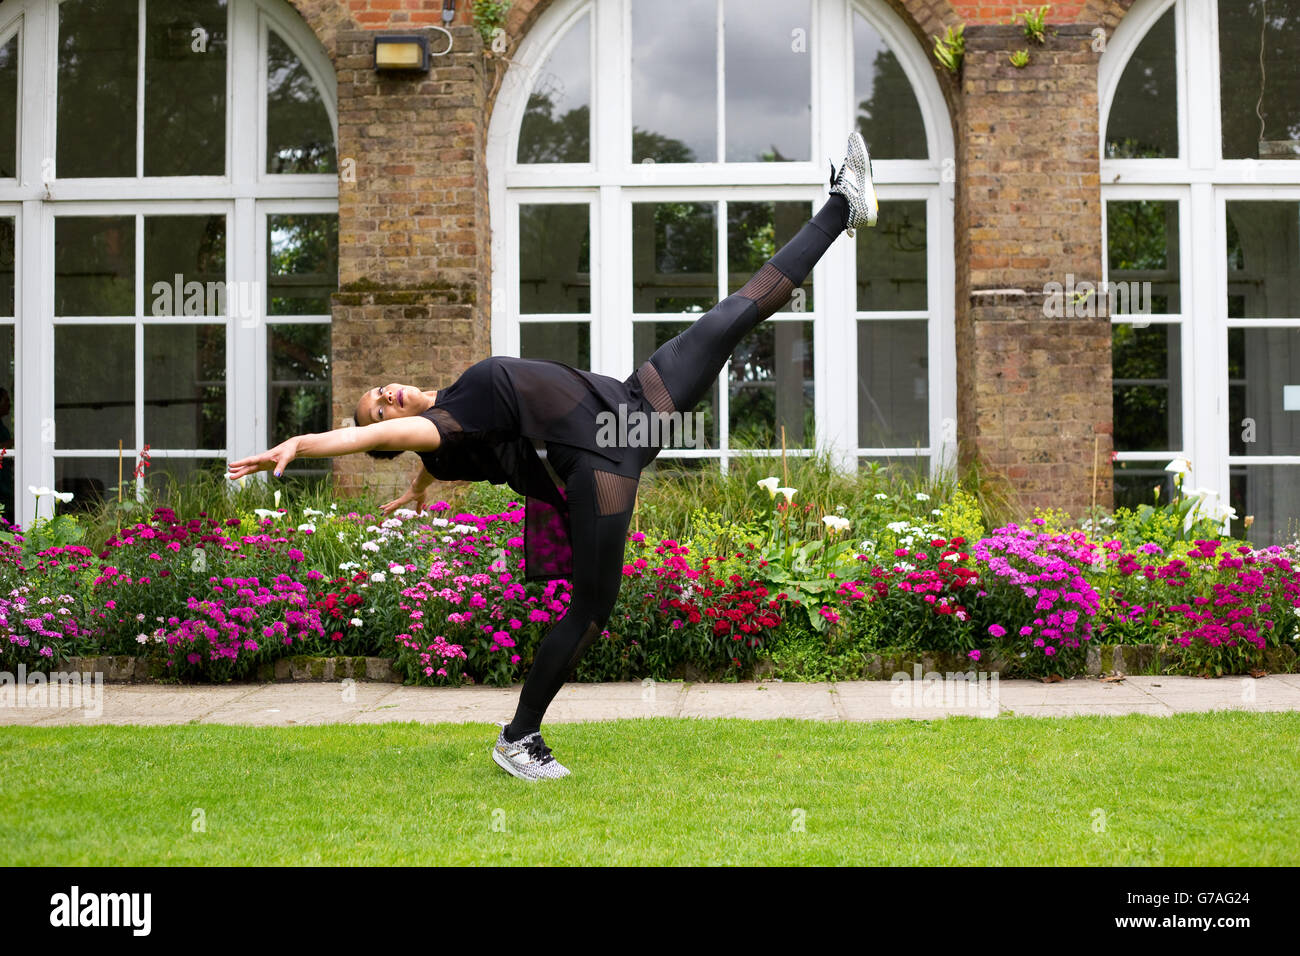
988, 624, 1006, 638
968, 649, 981, 662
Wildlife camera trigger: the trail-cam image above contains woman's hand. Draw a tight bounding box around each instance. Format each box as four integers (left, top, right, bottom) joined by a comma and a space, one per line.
379, 485, 427, 517
227, 437, 301, 481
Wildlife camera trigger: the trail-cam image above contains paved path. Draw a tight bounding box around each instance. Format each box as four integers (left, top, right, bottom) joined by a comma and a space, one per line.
3, 675, 1300, 726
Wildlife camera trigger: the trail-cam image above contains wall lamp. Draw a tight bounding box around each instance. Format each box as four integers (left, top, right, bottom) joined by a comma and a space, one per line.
373, 9, 455, 73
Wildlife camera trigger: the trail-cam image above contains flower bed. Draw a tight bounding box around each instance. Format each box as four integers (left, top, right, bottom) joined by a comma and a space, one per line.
2, 472, 1299, 683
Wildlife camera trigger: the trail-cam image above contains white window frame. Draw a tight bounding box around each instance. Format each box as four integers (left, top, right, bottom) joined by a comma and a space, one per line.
0, 0, 337, 525
488, 0, 956, 477
1101, 0, 1300, 535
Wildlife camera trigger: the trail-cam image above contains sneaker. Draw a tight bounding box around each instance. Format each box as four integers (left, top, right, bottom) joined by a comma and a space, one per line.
828, 130, 878, 236
492, 723, 571, 781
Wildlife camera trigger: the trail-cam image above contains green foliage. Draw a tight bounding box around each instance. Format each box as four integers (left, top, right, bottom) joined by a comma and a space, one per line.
1013, 5, 1052, 44
932, 24, 965, 75
471, 0, 511, 49
1009, 49, 1031, 68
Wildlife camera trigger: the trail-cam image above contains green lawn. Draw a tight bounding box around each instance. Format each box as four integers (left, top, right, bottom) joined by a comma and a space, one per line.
3, 713, 1297, 865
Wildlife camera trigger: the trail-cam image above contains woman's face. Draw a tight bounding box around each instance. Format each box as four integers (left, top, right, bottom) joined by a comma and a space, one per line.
357, 382, 423, 425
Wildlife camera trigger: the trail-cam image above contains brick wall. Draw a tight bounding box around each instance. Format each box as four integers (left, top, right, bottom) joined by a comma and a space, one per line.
281, 0, 1135, 517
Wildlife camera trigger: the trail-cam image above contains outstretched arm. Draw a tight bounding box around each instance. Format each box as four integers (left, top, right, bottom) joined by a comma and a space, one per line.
226, 417, 440, 480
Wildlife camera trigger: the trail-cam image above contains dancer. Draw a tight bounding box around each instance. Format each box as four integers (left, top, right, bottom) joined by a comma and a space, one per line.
227, 131, 878, 781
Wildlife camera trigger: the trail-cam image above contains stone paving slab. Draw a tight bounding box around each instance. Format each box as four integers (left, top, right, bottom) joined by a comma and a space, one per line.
2, 677, 1300, 728
676, 682, 839, 720
199, 682, 402, 726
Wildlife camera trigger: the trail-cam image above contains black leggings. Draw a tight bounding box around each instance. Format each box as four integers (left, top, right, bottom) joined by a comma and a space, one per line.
506, 193, 849, 740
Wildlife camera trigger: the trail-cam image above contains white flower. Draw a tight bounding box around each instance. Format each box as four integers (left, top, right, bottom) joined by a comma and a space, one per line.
822, 515, 851, 532
349, 617, 363, 627
136, 633, 148, 644
776, 487, 797, 503
432, 517, 449, 527
915, 492, 930, 501
370, 572, 386, 583
297, 523, 315, 533
886, 521, 909, 533
254, 508, 278, 520
874, 493, 887, 500
339, 561, 359, 571
361, 541, 380, 553
394, 508, 417, 518
931, 509, 943, 516
758, 477, 780, 498
366, 525, 380, 534
389, 564, 406, 575
381, 518, 402, 530
303, 508, 325, 517
451, 523, 475, 534
273, 489, 281, 509
52, 490, 74, 503
336, 532, 346, 541
28, 485, 52, 497
1165, 457, 1192, 476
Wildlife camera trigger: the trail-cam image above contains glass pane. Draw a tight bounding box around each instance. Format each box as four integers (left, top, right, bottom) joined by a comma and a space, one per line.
55, 324, 134, 449
730, 320, 812, 449
1112, 463, 1176, 513
517, 13, 590, 163
724, 0, 810, 162
146, 216, 226, 316
268, 323, 330, 474
858, 320, 927, 448
1229, 465, 1300, 546
633, 202, 716, 313
520, 322, 590, 367
0, 325, 12, 524
0, 32, 17, 178
1105, 5, 1177, 158
859, 455, 929, 484
1227, 201, 1299, 319
857, 200, 926, 311
1114, 323, 1182, 451
54, 217, 135, 317
520, 204, 590, 313
853, 12, 928, 159
633, 320, 719, 448
267, 29, 336, 174
144, 325, 225, 450
728, 201, 813, 312
1228, 328, 1300, 457
54, 457, 124, 513
145, 0, 228, 176
57, 0, 138, 178
1220, 0, 1300, 160
268, 214, 338, 316
1107, 200, 1180, 314
631, 0, 716, 163
0, 216, 13, 316
144, 457, 227, 494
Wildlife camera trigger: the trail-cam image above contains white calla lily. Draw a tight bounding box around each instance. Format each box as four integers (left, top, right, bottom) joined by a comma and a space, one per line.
758, 476, 780, 498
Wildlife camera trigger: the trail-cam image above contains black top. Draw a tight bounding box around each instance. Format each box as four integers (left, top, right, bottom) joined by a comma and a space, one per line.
415, 356, 648, 581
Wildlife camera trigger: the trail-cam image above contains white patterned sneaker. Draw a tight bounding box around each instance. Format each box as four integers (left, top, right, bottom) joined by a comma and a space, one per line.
492, 724, 571, 781
828, 130, 878, 236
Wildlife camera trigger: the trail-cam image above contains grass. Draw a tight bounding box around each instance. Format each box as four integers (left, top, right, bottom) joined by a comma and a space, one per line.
3, 712, 1297, 865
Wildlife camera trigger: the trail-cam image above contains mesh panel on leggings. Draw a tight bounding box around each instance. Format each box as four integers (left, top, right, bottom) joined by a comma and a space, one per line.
736, 262, 796, 318
593, 469, 638, 517
636, 360, 676, 415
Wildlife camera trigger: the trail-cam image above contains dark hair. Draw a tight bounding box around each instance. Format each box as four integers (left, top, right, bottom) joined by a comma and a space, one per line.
356, 392, 403, 459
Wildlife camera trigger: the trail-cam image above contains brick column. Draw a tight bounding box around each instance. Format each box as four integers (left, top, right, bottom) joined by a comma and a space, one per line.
329, 24, 494, 501
954, 23, 1113, 518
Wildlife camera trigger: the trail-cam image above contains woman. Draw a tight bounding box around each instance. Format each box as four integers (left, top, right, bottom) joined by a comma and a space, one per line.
227, 131, 878, 781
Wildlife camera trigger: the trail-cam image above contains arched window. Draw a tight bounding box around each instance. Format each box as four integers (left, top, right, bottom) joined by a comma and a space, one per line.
1102, 0, 1300, 545
489, 0, 954, 479
0, 0, 338, 525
